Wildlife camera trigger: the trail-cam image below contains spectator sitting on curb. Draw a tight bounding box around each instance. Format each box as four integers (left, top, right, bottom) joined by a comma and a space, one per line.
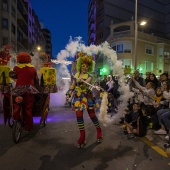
124, 103, 147, 139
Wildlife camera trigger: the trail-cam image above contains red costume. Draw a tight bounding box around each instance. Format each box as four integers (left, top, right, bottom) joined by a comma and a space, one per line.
10, 52, 39, 131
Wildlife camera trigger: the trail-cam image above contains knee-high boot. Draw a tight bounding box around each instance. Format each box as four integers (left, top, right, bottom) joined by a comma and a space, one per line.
76, 110, 85, 144
88, 109, 102, 141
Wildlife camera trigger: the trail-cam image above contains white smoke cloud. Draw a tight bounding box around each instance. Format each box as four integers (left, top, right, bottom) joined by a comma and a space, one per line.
50, 37, 134, 124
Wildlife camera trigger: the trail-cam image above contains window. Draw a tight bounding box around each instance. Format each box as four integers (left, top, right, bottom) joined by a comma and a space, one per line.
124, 49, 131, 53
2, 18, 8, 29
29, 20, 31, 26
29, 31, 31, 39
17, 31, 23, 43
145, 61, 153, 71
117, 44, 123, 53
11, 23, 15, 34
97, 31, 103, 39
111, 41, 132, 53
2, 0, 8, 11
122, 59, 132, 68
11, 41, 16, 49
29, 7, 32, 14
98, 20, 103, 29
11, 5, 16, 18
2, 38, 8, 45
145, 45, 154, 55
97, 7, 104, 18
112, 43, 123, 53
124, 41, 132, 53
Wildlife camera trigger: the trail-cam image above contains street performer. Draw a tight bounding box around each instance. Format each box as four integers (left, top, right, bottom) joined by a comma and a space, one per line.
9, 52, 39, 131
0, 44, 13, 125
66, 52, 102, 148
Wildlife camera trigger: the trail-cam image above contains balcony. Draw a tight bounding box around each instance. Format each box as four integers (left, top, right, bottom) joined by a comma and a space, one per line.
113, 30, 131, 38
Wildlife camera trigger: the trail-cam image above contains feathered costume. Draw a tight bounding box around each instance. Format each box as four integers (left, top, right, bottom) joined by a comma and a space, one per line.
66, 52, 102, 148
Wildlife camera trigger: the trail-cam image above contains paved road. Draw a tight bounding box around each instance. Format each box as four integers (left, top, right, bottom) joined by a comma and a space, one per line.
0, 106, 170, 170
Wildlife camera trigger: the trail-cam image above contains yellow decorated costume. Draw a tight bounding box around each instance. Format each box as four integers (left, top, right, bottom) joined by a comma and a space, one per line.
66, 51, 102, 147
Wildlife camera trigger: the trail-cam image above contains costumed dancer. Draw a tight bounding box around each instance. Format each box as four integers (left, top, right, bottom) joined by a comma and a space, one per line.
9, 52, 39, 131
0, 44, 13, 124
39, 52, 58, 93
66, 52, 102, 148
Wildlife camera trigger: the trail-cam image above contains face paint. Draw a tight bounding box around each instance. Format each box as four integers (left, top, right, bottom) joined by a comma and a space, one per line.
81, 63, 89, 73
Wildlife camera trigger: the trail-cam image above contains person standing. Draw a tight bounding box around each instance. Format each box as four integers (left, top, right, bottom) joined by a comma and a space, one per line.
9, 52, 39, 131
145, 72, 151, 84
100, 75, 108, 91
0, 45, 13, 125
159, 72, 170, 87
149, 73, 161, 90
66, 52, 102, 148
106, 75, 114, 93
128, 70, 146, 90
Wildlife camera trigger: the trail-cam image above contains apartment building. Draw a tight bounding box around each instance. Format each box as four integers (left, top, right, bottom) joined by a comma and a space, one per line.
106, 21, 170, 75
0, 0, 52, 66
88, 0, 170, 75
41, 28, 52, 57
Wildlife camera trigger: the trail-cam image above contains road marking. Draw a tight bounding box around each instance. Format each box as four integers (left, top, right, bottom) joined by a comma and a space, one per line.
120, 124, 168, 157
140, 137, 168, 158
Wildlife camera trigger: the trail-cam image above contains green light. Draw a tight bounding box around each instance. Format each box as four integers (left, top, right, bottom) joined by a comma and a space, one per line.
99, 66, 109, 75
139, 68, 143, 71
102, 68, 107, 72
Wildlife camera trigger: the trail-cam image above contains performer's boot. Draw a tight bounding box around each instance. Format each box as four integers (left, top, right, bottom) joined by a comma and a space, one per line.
77, 130, 86, 148
96, 127, 103, 143
76, 110, 86, 148
88, 109, 103, 143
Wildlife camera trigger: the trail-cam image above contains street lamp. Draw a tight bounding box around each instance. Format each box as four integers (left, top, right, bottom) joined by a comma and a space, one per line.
134, 0, 147, 71
37, 46, 41, 51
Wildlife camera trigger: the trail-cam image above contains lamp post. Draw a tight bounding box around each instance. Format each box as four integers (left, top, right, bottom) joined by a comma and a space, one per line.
134, 0, 147, 71
134, 0, 138, 71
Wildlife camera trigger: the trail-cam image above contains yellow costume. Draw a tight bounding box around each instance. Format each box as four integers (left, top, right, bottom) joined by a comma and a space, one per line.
66, 52, 102, 148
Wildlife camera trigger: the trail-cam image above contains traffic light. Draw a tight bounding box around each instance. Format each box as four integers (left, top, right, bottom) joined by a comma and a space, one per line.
99, 67, 109, 75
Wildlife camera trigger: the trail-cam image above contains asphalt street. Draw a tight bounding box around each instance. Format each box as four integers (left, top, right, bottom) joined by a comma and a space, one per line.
0, 105, 170, 170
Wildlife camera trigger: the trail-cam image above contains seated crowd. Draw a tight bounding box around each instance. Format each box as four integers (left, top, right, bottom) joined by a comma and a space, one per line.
95, 70, 170, 143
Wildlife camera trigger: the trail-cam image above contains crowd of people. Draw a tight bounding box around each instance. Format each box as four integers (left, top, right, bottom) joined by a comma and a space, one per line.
92, 70, 170, 143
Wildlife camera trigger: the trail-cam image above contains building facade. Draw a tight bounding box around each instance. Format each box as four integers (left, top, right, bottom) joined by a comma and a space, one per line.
106, 21, 170, 75
88, 0, 170, 75
41, 28, 52, 57
0, 0, 52, 67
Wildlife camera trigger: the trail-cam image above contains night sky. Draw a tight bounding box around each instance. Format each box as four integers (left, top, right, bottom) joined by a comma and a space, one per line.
30, 0, 89, 58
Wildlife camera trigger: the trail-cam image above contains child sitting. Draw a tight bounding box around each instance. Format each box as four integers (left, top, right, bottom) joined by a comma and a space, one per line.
124, 103, 147, 139
153, 87, 166, 110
